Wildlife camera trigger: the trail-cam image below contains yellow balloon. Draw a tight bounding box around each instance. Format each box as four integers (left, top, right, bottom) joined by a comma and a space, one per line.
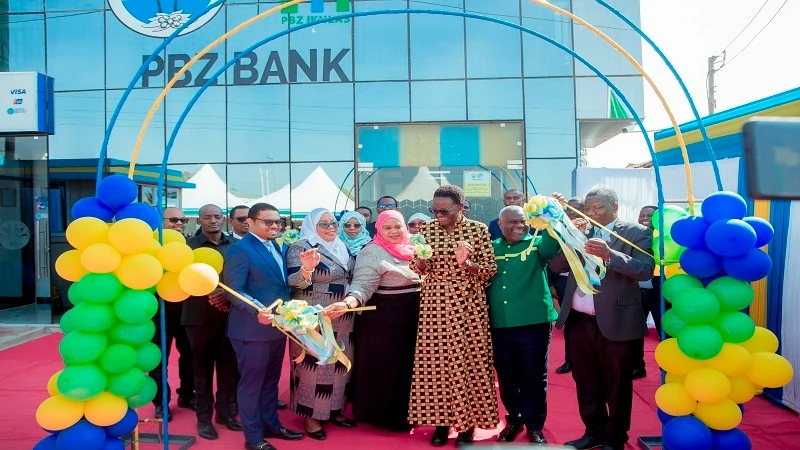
115, 254, 164, 290
745, 352, 794, 388
655, 338, 705, 375
728, 376, 757, 404
655, 383, 697, 416
36, 395, 85, 431
178, 263, 220, 297
694, 399, 742, 430
46, 370, 63, 396
55, 250, 89, 282
108, 218, 154, 254
143, 239, 162, 257
193, 247, 224, 274
740, 327, 779, 354
664, 264, 686, 279
706, 343, 752, 376
153, 228, 186, 245
80, 243, 122, 274
157, 271, 190, 302
157, 242, 195, 272
664, 373, 685, 384
685, 367, 731, 403
66, 217, 109, 250
84, 391, 127, 427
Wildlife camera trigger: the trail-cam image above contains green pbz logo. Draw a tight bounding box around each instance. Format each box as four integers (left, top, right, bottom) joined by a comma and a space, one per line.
281, 0, 352, 25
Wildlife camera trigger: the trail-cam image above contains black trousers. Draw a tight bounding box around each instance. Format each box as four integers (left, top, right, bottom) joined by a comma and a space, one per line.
553, 275, 570, 363
567, 312, 637, 447
185, 322, 238, 423
492, 323, 552, 431
635, 279, 667, 370
150, 301, 194, 406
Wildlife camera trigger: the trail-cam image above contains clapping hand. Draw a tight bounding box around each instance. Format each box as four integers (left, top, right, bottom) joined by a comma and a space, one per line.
299, 248, 321, 272
455, 241, 473, 266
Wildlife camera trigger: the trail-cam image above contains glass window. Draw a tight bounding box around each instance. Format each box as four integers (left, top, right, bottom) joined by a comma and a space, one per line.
464, 0, 521, 79
525, 78, 576, 158
165, 163, 227, 225
159, 3, 227, 86
46, 0, 104, 10
355, 82, 410, 123
49, 91, 105, 159
409, 0, 464, 80
165, 86, 227, 165
5, 0, 44, 12
105, 89, 165, 165
521, 0, 572, 77
226, 163, 291, 216
290, 161, 356, 217
288, 1, 353, 84
105, 11, 165, 89
410, 80, 466, 121
572, 0, 642, 77
46, 11, 105, 91
3, 14, 46, 73
467, 79, 523, 121
225, 3, 290, 88
290, 83, 354, 162
526, 158, 576, 197
227, 84, 290, 163
353, 0, 408, 81
575, 75, 643, 120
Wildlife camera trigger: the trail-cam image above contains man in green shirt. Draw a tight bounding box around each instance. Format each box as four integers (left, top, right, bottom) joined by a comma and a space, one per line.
488, 205, 561, 445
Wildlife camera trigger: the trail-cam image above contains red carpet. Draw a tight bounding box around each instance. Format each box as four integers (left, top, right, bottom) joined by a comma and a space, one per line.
4, 329, 799, 449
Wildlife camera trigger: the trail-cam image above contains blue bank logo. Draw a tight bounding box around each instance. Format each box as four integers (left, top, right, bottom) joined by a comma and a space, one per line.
108, 0, 223, 38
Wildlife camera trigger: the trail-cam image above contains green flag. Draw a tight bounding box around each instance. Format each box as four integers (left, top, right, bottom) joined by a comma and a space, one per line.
608, 88, 629, 119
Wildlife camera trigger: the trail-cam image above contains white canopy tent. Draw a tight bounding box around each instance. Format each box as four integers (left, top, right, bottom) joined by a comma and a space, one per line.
396, 167, 451, 202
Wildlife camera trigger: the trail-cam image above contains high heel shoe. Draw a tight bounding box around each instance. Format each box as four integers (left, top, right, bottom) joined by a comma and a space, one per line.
430, 426, 449, 447
304, 419, 327, 441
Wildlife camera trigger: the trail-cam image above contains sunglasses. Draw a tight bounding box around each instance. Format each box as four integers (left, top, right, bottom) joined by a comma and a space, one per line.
233, 217, 248, 223
256, 218, 282, 227
317, 221, 339, 229
343, 223, 362, 229
166, 217, 189, 224
428, 204, 459, 216
378, 203, 397, 209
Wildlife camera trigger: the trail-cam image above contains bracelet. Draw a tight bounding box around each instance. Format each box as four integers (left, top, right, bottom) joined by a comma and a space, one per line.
301, 266, 315, 274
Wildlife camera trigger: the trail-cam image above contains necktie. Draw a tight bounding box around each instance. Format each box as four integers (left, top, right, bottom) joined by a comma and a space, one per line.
266, 242, 284, 273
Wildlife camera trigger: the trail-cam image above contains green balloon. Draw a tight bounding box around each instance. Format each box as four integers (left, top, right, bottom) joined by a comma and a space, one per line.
677, 325, 724, 360
108, 367, 147, 398
108, 321, 156, 347
113, 290, 158, 324
57, 364, 108, 401
60, 308, 76, 334
127, 376, 157, 408
713, 311, 756, 343
672, 288, 720, 325
652, 205, 689, 233
706, 277, 755, 311
78, 273, 124, 304
145, 285, 157, 294
99, 344, 138, 374
69, 302, 116, 333
661, 309, 687, 338
653, 236, 685, 263
662, 274, 704, 303
67, 283, 85, 307
59, 330, 108, 365
135, 342, 162, 373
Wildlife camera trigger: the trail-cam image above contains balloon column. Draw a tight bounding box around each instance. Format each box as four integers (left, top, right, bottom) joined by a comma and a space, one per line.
651, 191, 794, 450
36, 174, 222, 449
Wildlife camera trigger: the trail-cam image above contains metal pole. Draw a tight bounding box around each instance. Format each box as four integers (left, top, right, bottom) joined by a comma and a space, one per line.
707, 55, 717, 114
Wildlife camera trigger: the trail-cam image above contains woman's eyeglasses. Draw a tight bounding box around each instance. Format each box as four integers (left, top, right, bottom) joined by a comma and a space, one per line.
166, 217, 189, 224
318, 221, 339, 229
428, 205, 459, 216
343, 223, 362, 229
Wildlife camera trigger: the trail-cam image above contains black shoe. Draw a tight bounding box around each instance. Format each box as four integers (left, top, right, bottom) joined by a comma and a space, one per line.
431, 426, 449, 447
154, 406, 173, 423
528, 430, 547, 444
556, 361, 572, 374
564, 435, 603, 449
177, 396, 197, 411
215, 416, 243, 431
632, 367, 647, 380
497, 424, 523, 442
304, 420, 326, 441
455, 428, 474, 447
265, 427, 304, 441
245, 442, 277, 450
329, 416, 357, 428
276, 400, 288, 410
198, 422, 219, 440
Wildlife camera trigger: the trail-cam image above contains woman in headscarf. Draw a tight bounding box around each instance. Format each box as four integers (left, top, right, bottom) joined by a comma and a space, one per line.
286, 208, 356, 440
328, 210, 421, 431
406, 212, 431, 235
338, 210, 372, 256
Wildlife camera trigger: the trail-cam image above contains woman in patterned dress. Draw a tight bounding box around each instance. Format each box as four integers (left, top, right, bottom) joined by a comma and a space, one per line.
286, 208, 357, 440
408, 185, 499, 447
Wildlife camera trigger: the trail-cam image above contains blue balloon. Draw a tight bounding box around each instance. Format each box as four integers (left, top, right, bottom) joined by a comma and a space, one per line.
700, 271, 726, 287
743, 216, 774, 247
657, 408, 675, 425
704, 219, 757, 258
663, 416, 712, 450
723, 248, 772, 282
680, 247, 723, 279
711, 428, 751, 450
33, 434, 58, 450
72, 197, 115, 222
100, 437, 125, 450
105, 408, 138, 438
114, 203, 161, 231
56, 420, 106, 450
96, 175, 138, 211
671, 215, 710, 249
701, 191, 747, 224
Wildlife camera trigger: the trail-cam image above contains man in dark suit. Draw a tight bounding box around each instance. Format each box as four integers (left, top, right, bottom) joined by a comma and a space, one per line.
183, 204, 241, 440
365, 196, 398, 237
550, 187, 654, 450
224, 203, 313, 450
489, 189, 526, 240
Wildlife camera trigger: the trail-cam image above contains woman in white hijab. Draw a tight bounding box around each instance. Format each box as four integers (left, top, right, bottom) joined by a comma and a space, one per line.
286, 208, 356, 440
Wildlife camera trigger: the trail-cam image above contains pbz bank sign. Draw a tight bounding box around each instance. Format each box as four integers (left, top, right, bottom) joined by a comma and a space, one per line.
108, 1, 352, 87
